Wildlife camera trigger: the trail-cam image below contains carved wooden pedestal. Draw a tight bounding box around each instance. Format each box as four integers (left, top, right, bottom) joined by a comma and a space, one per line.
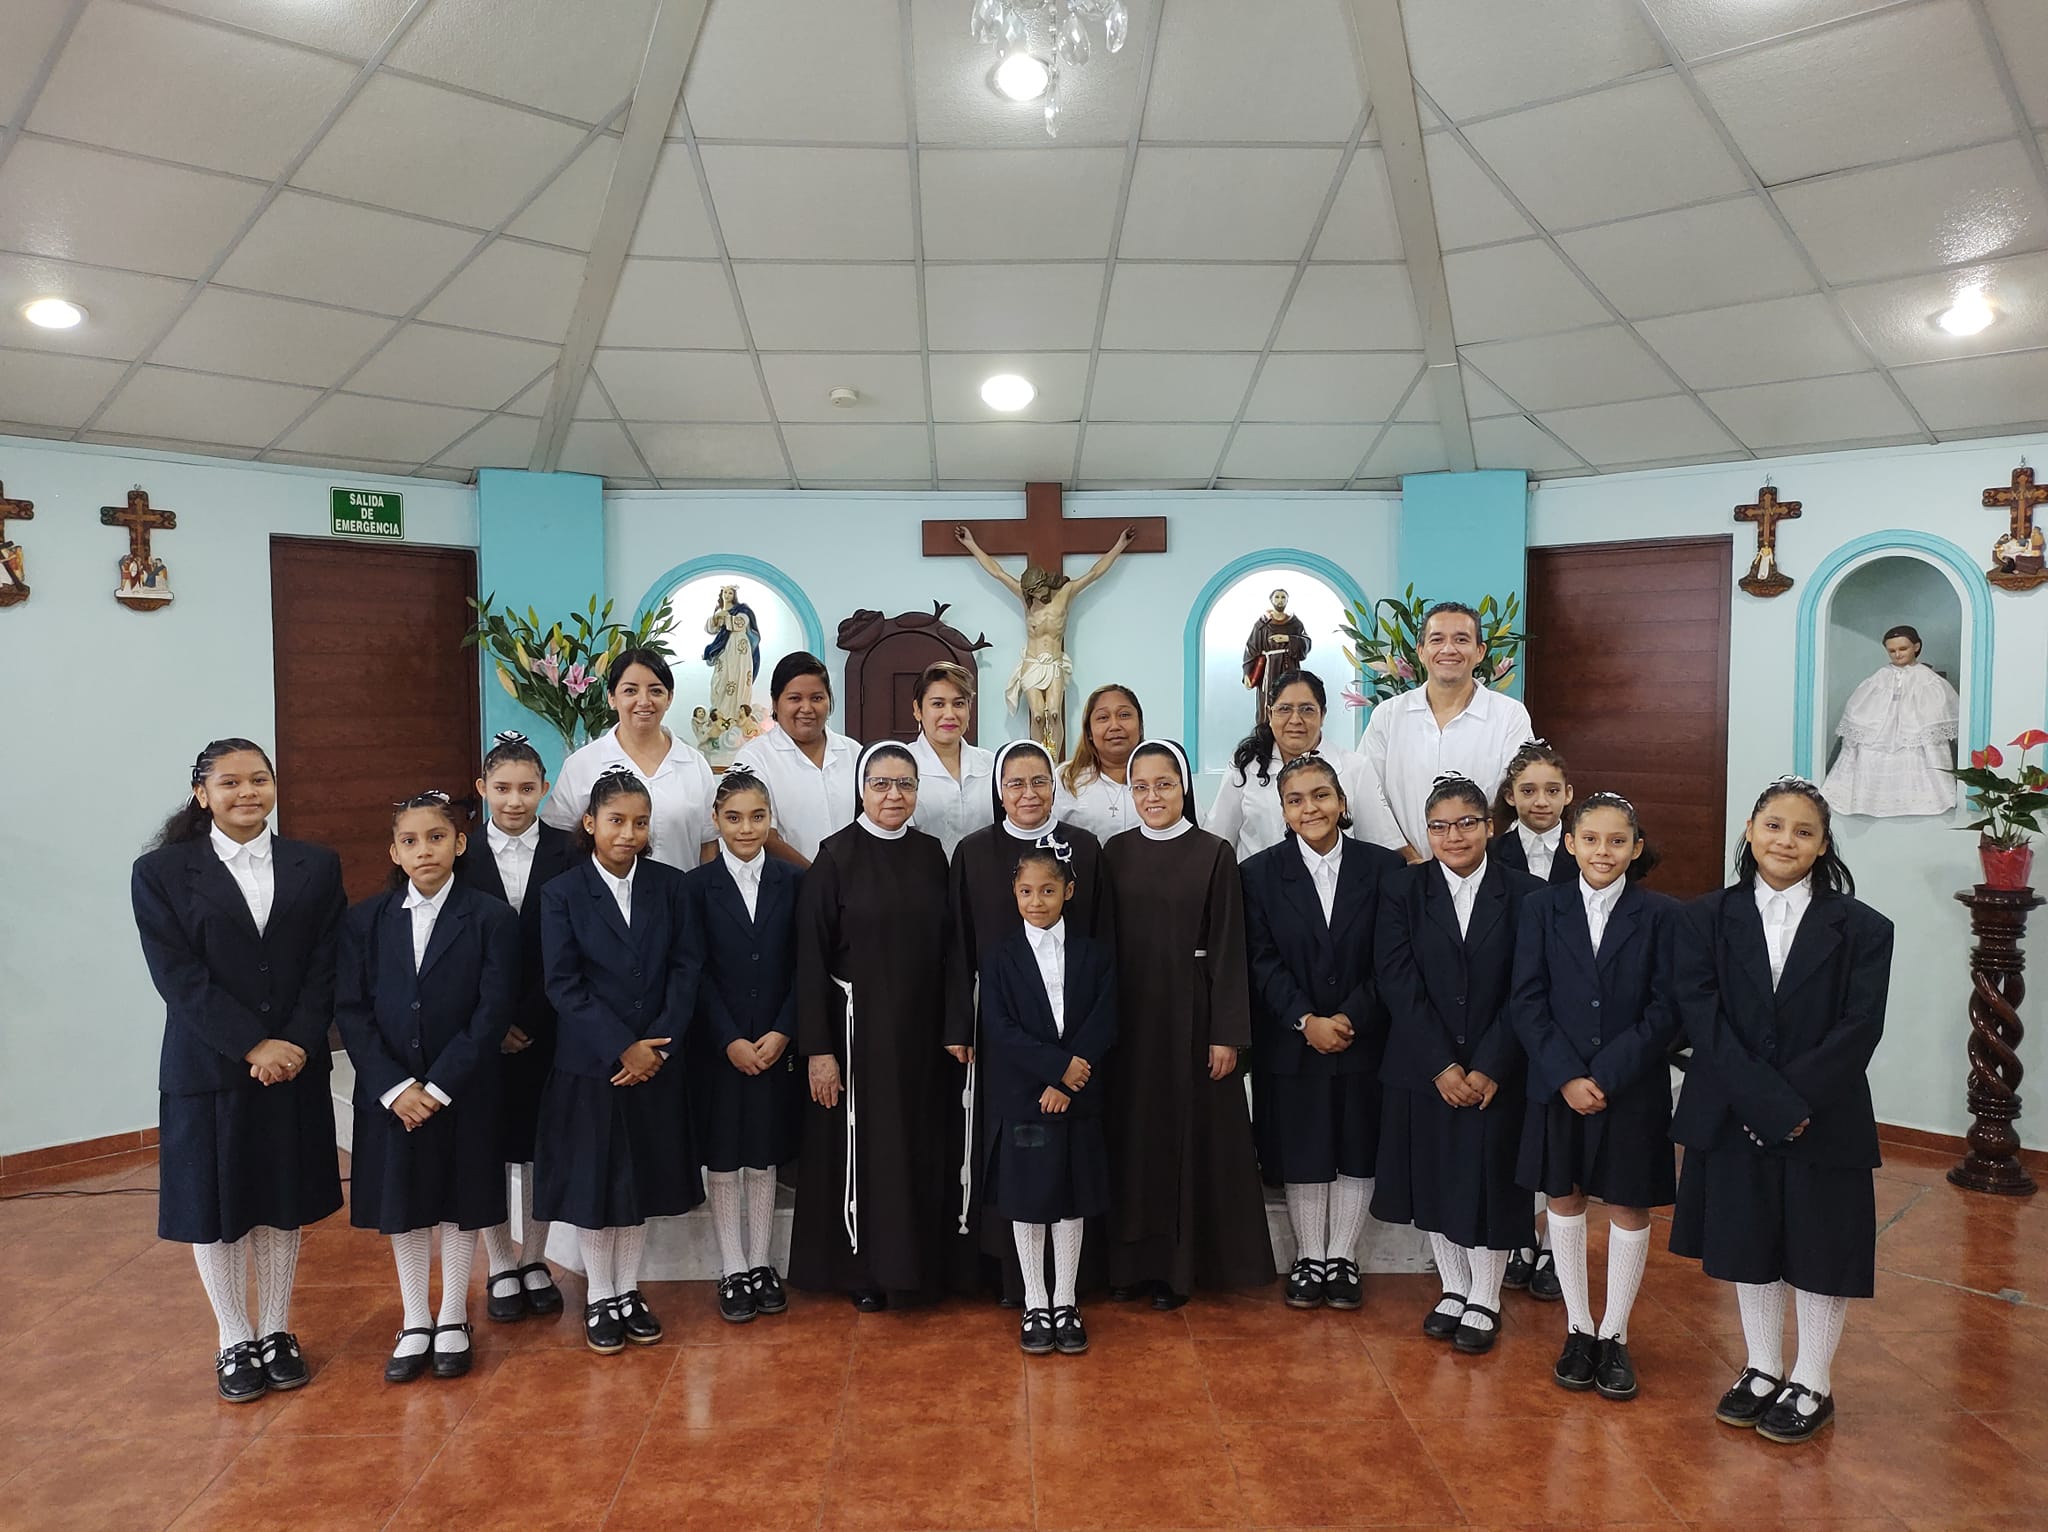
1948, 886, 2044, 1196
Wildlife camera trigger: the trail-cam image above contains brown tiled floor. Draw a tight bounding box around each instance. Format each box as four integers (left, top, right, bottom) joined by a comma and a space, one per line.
3, 1141, 2047, 1530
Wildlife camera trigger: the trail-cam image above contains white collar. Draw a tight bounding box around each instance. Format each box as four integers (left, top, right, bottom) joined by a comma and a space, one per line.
488, 819, 540, 854
1003, 814, 1055, 841
1580, 875, 1626, 914
1439, 856, 1488, 898
1402, 679, 1494, 721
210, 823, 273, 864
1519, 821, 1561, 850
591, 855, 637, 894
910, 732, 987, 776
857, 813, 908, 840
1754, 873, 1813, 915
1024, 918, 1065, 954
604, 722, 692, 775
1139, 816, 1194, 841
721, 844, 766, 880
1298, 833, 1344, 876
765, 724, 852, 761
403, 876, 455, 914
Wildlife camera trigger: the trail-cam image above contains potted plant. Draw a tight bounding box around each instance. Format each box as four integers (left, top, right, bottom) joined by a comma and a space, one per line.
1337, 584, 1526, 709
463, 593, 677, 755
1949, 729, 2048, 890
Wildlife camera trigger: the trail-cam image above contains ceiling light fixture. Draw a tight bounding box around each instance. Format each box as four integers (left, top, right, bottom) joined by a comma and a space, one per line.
968, 0, 1129, 136
22, 297, 85, 329
992, 51, 1050, 101
980, 373, 1036, 411
1937, 289, 1995, 336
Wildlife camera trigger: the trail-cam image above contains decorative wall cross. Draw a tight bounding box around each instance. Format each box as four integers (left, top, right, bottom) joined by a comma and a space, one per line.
101, 487, 177, 611
0, 482, 33, 608
1984, 464, 2047, 592
1735, 483, 1801, 597
921, 482, 1167, 569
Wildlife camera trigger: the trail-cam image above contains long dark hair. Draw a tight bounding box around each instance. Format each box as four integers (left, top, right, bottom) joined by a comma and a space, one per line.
1734, 776, 1855, 896
1230, 669, 1325, 787
1568, 789, 1660, 883
150, 737, 273, 850
1062, 682, 1142, 794
1494, 737, 1570, 830
606, 646, 674, 695
574, 766, 654, 856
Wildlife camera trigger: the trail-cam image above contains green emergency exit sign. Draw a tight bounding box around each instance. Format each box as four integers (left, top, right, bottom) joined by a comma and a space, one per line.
330, 488, 404, 540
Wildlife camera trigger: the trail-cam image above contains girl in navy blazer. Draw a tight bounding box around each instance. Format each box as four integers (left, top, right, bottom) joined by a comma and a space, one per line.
337, 791, 520, 1382
1371, 774, 1541, 1354
1242, 753, 1403, 1313
131, 737, 347, 1404
980, 836, 1118, 1357
1669, 777, 1893, 1446
685, 765, 804, 1325
535, 766, 703, 1356
456, 731, 578, 1324
1510, 792, 1681, 1402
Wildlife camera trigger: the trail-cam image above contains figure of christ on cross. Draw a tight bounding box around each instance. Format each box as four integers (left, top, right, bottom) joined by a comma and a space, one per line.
1735, 483, 1800, 595
1985, 465, 2048, 589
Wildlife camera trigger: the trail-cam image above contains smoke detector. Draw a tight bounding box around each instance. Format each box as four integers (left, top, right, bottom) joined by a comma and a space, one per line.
829, 387, 860, 408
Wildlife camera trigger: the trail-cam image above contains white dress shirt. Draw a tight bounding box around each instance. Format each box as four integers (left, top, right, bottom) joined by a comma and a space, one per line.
1204, 740, 1404, 861
730, 725, 862, 863
908, 732, 996, 858
542, 724, 715, 871
1439, 857, 1487, 937
1053, 764, 1135, 842
722, 844, 766, 920
1024, 918, 1067, 1038
1580, 875, 1626, 955
487, 819, 540, 913
1299, 833, 1343, 925
1755, 873, 1813, 988
1361, 682, 1534, 857
379, 878, 457, 1111
1518, 821, 1563, 882
210, 823, 275, 934
593, 855, 636, 926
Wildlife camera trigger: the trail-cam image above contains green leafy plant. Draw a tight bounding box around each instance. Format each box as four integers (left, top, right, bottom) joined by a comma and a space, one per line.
462, 593, 676, 752
1337, 584, 1526, 707
1949, 729, 2048, 849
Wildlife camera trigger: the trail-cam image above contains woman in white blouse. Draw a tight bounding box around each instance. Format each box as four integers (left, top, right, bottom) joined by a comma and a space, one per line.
1054, 683, 1144, 843
1207, 670, 1399, 861
542, 648, 716, 870
907, 660, 995, 858
730, 651, 863, 868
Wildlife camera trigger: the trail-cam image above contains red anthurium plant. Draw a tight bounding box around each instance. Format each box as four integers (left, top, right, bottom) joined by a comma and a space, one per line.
1950, 730, 2048, 852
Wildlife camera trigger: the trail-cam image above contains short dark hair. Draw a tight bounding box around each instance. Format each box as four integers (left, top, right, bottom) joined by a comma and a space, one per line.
607, 647, 674, 694
769, 650, 832, 703
913, 660, 975, 705
1421, 601, 1484, 644
1883, 624, 1922, 649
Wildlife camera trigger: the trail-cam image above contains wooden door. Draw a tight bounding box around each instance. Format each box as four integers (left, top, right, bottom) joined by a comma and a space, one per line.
271, 537, 480, 901
1523, 536, 1732, 898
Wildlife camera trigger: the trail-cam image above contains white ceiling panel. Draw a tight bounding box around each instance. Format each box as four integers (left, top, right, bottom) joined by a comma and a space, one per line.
1142, 0, 1363, 142
1078, 422, 1231, 482
1892, 347, 2048, 431
1244, 352, 1421, 422
928, 263, 1105, 350
599, 261, 746, 348
1421, 133, 1536, 251
1772, 141, 2048, 288
1441, 239, 1607, 342
216, 192, 479, 315
1221, 422, 1378, 479
1272, 264, 1421, 351
919, 149, 1127, 261
29, 2, 357, 180
1088, 351, 1260, 421
759, 353, 929, 422
783, 423, 933, 481
0, 255, 191, 361
1698, 371, 1922, 449
1101, 264, 1294, 351
575, 373, 611, 420
347, 322, 556, 410
266, 448, 420, 473
1356, 422, 1453, 478
556, 419, 650, 480
1312, 149, 1405, 262
910, 0, 1148, 146
1462, 76, 1749, 231
737, 263, 921, 351
629, 422, 788, 479
279, 392, 488, 463
626, 146, 720, 259
386, 0, 657, 124
0, 347, 128, 428
429, 412, 542, 472
502, 371, 553, 416
95, 364, 322, 448
929, 352, 1089, 422
1405, 0, 1666, 124
0, 138, 264, 279
154, 288, 390, 387
146, 0, 414, 58
507, 136, 619, 253
1459, 325, 1675, 412
1471, 413, 1586, 472
421, 238, 588, 342
1634, 293, 1871, 391
686, 0, 907, 142
1458, 365, 1521, 417
1537, 393, 1740, 465
1119, 147, 1344, 261
1691, 0, 2012, 185
1640, 0, 1905, 60
1557, 197, 1813, 319
1835, 252, 2048, 365
1, 0, 87, 125
1989, 0, 2048, 128
933, 422, 1080, 480
594, 349, 769, 422
699, 147, 913, 261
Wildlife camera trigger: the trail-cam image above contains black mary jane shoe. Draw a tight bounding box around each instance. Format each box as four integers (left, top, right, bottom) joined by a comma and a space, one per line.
1453, 1303, 1502, 1355
431, 1322, 474, 1379
1322, 1258, 1363, 1311
851, 1289, 888, 1313
1284, 1256, 1325, 1310
1502, 1247, 1535, 1290
584, 1299, 626, 1356
1422, 1293, 1467, 1340
1594, 1336, 1638, 1401
518, 1262, 564, 1316
486, 1270, 527, 1324
1528, 1249, 1563, 1303
1020, 1307, 1056, 1355
748, 1265, 788, 1315
718, 1273, 758, 1325
615, 1288, 663, 1345
1150, 1288, 1189, 1312
217, 1338, 270, 1402
1756, 1384, 1834, 1444
1713, 1367, 1783, 1428
1052, 1305, 1090, 1356
384, 1327, 436, 1384
1553, 1329, 1599, 1391
258, 1330, 309, 1391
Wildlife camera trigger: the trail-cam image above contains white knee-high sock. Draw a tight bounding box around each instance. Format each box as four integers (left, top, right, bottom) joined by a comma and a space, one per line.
706, 1170, 746, 1277
1012, 1222, 1049, 1310
581, 1228, 618, 1304
1429, 1233, 1471, 1316
1737, 1279, 1787, 1387
392, 1228, 433, 1356
1465, 1247, 1509, 1330
1535, 1193, 1551, 1250
515, 1163, 549, 1267
742, 1166, 777, 1270
436, 1224, 475, 1348
1051, 1218, 1083, 1308
615, 1222, 647, 1294
1548, 1210, 1594, 1335
483, 1166, 519, 1274
1788, 1287, 1849, 1400
192, 1238, 253, 1350
1599, 1224, 1651, 1343
1285, 1182, 1329, 1263
1327, 1175, 1371, 1264
249, 1226, 300, 1337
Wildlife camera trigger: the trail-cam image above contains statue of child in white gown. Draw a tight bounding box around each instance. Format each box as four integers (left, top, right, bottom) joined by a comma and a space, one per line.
1820, 624, 1960, 818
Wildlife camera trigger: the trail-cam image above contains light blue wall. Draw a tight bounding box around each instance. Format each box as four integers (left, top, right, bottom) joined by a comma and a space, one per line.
1398, 469, 1530, 695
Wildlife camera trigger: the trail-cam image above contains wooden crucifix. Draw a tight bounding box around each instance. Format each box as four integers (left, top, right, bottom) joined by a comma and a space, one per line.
0, 482, 33, 608
922, 483, 1167, 758
1984, 464, 2048, 592
101, 487, 177, 612
1735, 483, 1800, 597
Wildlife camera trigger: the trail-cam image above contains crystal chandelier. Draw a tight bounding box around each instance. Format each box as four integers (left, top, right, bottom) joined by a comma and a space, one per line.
968, 0, 1130, 136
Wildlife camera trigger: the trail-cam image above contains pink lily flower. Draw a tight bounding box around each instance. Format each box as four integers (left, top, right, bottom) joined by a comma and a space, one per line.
563, 661, 593, 697
531, 652, 561, 684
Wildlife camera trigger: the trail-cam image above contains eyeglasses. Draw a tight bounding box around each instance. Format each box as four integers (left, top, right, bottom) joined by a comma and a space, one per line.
1425, 815, 1488, 834
1002, 774, 1054, 791
864, 777, 918, 795
1270, 704, 1321, 720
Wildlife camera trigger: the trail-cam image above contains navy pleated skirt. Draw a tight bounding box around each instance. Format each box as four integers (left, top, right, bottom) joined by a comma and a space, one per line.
984, 1114, 1110, 1225
349, 1089, 508, 1235
498, 1036, 551, 1165
1516, 1088, 1677, 1209
1669, 1146, 1875, 1297
1257, 1070, 1382, 1185
158, 1078, 344, 1245
688, 1045, 804, 1173
532, 1066, 703, 1230
1370, 1084, 1533, 1251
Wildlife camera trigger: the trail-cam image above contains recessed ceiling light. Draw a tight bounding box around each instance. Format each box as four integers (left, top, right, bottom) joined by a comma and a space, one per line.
1938, 290, 1994, 336
992, 52, 1050, 102
980, 373, 1035, 411
22, 297, 85, 330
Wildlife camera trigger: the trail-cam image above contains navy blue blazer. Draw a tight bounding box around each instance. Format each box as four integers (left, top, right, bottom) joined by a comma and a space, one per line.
1242, 833, 1404, 1077
1670, 884, 1893, 1168
132, 835, 347, 1094
335, 881, 520, 1106
540, 856, 698, 1079
1492, 826, 1577, 886
1375, 856, 1542, 1093
1510, 880, 1681, 1101
979, 926, 1118, 1121
454, 823, 577, 1046
682, 854, 801, 1051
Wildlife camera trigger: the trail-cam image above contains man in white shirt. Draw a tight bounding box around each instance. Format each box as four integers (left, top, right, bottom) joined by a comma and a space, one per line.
1361, 602, 1533, 862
